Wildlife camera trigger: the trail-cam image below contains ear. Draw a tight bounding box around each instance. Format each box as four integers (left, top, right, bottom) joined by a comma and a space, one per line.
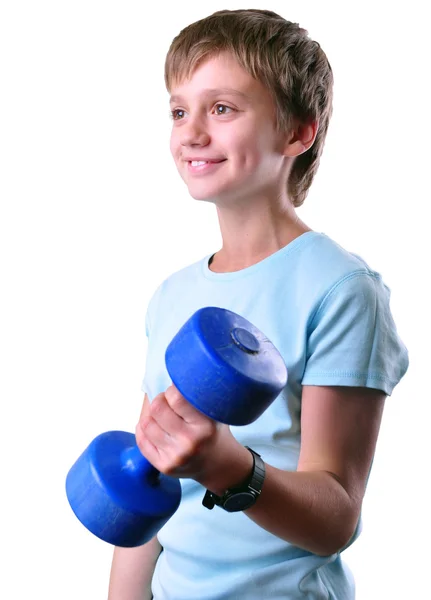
283, 120, 319, 157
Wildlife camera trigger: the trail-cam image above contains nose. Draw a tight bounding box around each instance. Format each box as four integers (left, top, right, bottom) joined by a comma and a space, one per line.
180, 115, 210, 147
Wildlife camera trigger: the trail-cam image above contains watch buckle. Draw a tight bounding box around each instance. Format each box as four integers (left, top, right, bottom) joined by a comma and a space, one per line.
202, 490, 220, 510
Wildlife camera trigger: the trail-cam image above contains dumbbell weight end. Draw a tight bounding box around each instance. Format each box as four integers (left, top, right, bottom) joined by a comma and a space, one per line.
66, 430, 181, 547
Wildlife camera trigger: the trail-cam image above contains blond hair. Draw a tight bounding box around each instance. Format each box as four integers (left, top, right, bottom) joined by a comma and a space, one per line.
165, 9, 333, 207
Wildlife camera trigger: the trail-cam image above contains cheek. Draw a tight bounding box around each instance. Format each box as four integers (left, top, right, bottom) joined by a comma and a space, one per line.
232, 140, 266, 171
228, 126, 273, 169
170, 127, 184, 160
169, 133, 177, 158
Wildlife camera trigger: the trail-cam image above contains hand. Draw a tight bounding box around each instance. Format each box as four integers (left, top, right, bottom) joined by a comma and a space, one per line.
135, 385, 230, 483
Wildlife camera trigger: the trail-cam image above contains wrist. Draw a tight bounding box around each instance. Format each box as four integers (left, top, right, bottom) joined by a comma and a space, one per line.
197, 442, 254, 496
203, 447, 265, 512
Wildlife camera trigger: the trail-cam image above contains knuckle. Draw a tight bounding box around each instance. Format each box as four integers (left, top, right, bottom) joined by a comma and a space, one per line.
135, 416, 146, 436
135, 418, 148, 441
179, 434, 202, 461
166, 386, 184, 408
205, 419, 217, 435
197, 419, 216, 441
134, 424, 142, 445
134, 426, 148, 456
150, 396, 165, 417
159, 454, 182, 476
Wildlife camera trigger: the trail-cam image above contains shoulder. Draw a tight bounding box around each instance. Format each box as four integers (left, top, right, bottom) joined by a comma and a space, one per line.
301, 234, 391, 328
294, 232, 379, 282
280, 233, 385, 322
302, 238, 408, 394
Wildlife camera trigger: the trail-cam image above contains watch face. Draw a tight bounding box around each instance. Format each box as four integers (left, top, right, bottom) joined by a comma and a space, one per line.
223, 492, 256, 512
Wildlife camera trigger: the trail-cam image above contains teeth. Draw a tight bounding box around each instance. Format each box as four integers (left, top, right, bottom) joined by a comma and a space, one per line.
191, 161, 208, 167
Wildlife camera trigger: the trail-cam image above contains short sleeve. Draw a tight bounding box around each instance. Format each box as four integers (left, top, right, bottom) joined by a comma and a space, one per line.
302, 271, 409, 395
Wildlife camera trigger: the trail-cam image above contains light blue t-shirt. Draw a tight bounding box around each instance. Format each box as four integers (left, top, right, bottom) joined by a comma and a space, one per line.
141, 232, 408, 600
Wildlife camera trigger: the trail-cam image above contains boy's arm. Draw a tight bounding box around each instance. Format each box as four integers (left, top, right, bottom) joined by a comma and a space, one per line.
135, 384, 385, 557
242, 384, 385, 556
108, 395, 162, 600
108, 536, 162, 600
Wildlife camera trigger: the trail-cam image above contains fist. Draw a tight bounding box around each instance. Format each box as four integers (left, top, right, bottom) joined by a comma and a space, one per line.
135, 385, 225, 481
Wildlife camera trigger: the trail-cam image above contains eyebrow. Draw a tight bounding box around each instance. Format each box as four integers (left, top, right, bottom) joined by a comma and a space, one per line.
169, 88, 252, 104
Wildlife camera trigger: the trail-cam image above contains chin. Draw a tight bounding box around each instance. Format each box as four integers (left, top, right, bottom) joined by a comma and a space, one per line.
186, 186, 220, 203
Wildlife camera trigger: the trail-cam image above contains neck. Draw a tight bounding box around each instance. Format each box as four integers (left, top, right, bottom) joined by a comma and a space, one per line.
209, 195, 311, 273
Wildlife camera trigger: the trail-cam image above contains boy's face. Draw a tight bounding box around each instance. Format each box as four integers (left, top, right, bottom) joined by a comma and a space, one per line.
169, 52, 289, 205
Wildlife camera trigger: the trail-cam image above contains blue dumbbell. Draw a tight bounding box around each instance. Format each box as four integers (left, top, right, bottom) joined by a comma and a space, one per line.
66, 307, 288, 547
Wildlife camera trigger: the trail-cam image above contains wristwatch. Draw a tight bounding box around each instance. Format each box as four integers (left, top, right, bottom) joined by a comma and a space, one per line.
202, 447, 265, 512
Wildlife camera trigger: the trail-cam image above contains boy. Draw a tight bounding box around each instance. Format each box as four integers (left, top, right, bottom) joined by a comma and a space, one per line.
109, 9, 408, 599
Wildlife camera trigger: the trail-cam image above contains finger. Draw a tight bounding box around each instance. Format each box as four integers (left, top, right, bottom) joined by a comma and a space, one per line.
136, 393, 161, 446
135, 415, 169, 469
138, 396, 187, 457
149, 396, 199, 462
138, 393, 152, 422
164, 384, 206, 423
135, 417, 158, 460
142, 415, 172, 448
135, 416, 190, 475
150, 392, 188, 436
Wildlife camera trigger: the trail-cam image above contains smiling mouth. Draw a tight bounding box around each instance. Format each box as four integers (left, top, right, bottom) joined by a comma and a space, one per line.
187, 159, 226, 166
185, 159, 227, 174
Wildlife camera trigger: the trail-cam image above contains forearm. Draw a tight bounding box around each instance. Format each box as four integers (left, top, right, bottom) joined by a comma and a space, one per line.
245, 464, 359, 556
198, 437, 359, 557
108, 536, 162, 600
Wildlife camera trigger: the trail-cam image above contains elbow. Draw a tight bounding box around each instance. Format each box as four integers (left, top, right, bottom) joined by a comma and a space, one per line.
313, 535, 353, 557
312, 516, 359, 557
312, 477, 362, 556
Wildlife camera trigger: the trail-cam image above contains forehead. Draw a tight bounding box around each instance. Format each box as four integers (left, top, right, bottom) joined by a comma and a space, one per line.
169, 52, 269, 105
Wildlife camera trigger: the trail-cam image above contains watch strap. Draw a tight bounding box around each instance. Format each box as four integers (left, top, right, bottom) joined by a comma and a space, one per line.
202, 447, 265, 510
246, 447, 265, 496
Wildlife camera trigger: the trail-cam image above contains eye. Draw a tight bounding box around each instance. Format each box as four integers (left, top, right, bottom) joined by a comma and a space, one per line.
170, 109, 186, 120
214, 104, 234, 115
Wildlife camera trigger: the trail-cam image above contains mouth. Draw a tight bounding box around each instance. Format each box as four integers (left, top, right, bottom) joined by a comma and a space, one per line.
186, 159, 226, 166
185, 159, 227, 174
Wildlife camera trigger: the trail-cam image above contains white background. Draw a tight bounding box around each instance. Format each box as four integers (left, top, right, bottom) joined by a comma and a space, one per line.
0, 1, 429, 598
